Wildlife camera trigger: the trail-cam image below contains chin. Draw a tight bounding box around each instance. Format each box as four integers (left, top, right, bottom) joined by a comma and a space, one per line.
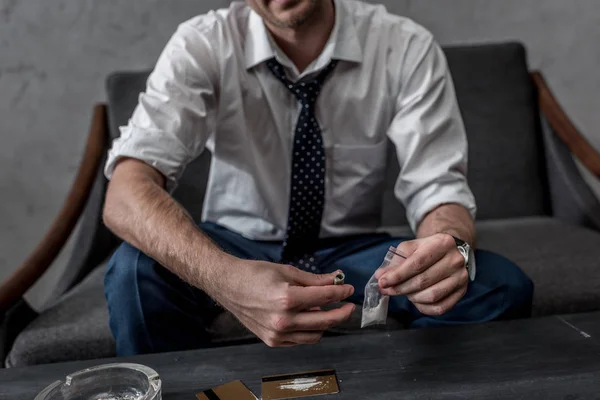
253, 0, 319, 29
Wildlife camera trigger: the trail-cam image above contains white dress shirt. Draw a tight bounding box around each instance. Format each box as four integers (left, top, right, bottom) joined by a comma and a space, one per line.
105, 0, 476, 240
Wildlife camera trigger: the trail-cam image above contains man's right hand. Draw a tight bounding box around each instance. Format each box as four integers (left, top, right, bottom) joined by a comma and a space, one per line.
214, 260, 355, 347
104, 159, 354, 347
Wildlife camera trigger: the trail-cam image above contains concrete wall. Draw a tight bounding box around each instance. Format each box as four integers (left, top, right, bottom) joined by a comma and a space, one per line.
1, 0, 599, 308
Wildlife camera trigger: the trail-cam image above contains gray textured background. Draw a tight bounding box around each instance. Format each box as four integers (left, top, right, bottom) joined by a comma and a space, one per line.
1, 0, 600, 308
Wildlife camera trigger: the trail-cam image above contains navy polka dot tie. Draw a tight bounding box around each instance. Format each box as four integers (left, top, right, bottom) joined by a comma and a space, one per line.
267, 58, 338, 272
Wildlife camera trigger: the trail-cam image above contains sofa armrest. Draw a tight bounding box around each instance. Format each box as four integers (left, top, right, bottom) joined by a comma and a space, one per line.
540, 115, 600, 230
0, 105, 107, 313
532, 73, 600, 230
532, 72, 600, 178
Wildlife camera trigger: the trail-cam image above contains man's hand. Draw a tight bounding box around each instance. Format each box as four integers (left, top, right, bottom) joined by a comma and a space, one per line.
214, 260, 355, 347
375, 233, 468, 316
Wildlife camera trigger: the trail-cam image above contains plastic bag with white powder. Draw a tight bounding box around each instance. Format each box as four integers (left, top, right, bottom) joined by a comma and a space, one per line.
361, 246, 406, 328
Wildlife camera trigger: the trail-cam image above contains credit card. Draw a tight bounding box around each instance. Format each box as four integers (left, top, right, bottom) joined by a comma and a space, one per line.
196, 380, 258, 400
261, 369, 339, 400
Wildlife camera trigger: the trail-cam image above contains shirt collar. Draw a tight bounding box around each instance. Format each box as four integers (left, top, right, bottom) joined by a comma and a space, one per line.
244, 0, 363, 71
330, 0, 363, 64
244, 9, 276, 70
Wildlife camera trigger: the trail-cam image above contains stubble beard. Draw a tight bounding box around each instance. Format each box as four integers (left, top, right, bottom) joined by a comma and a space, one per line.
259, 0, 321, 29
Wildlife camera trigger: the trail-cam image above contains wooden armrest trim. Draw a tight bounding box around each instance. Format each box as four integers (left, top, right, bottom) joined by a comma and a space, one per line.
532, 71, 600, 178
0, 104, 108, 313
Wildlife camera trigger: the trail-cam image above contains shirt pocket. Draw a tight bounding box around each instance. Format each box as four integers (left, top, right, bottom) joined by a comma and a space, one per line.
328, 140, 388, 227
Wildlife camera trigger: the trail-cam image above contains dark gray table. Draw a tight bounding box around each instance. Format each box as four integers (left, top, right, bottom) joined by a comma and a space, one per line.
2, 312, 600, 399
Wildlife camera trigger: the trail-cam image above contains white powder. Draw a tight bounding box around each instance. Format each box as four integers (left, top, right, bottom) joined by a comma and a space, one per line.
278, 377, 324, 392
361, 296, 389, 328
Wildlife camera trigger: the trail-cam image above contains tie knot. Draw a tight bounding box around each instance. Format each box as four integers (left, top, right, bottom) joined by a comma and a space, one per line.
291, 81, 321, 106
267, 58, 338, 106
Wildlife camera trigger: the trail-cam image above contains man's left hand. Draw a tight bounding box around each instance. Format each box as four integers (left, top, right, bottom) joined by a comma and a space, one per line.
375, 233, 469, 316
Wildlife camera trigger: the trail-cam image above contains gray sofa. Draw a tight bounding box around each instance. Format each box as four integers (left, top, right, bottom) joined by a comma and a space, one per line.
2, 42, 600, 368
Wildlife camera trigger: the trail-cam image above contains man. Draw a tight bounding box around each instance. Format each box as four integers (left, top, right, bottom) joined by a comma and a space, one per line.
103, 0, 533, 356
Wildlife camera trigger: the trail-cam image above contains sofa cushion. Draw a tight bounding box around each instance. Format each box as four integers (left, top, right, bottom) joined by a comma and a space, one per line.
476, 217, 600, 316
6, 265, 116, 368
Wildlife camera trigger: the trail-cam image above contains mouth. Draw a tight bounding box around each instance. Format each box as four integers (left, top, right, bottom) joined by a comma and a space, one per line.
269, 0, 300, 7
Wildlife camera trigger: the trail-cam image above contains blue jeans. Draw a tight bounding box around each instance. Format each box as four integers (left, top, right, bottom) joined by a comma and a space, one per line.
105, 222, 534, 356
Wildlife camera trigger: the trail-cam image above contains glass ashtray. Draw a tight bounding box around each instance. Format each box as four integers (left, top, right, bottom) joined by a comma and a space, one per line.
35, 363, 162, 400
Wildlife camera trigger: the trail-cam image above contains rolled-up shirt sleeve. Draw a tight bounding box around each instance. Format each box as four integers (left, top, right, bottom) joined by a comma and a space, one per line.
104, 22, 219, 192
387, 33, 477, 232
